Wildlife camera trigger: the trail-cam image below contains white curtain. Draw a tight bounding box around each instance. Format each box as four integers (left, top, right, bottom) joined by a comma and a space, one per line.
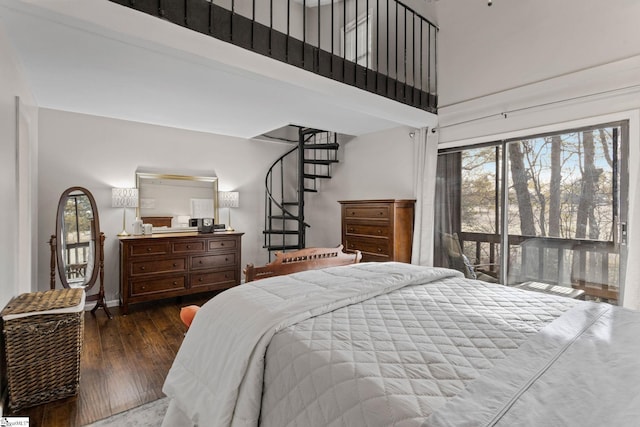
411, 127, 440, 266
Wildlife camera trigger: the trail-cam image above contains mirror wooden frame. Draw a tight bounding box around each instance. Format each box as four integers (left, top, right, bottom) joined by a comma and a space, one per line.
49, 186, 111, 318
136, 172, 219, 229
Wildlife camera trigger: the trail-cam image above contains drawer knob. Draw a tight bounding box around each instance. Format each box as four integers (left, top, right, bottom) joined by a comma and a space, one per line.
173, 263, 177, 267
377, 248, 382, 252
378, 212, 383, 215
224, 274, 229, 278
146, 247, 152, 252
199, 260, 203, 264
173, 281, 178, 285
186, 245, 191, 249
225, 257, 229, 262
221, 243, 225, 246
198, 277, 203, 282
348, 228, 354, 232
377, 229, 382, 234
141, 285, 146, 290
140, 266, 146, 271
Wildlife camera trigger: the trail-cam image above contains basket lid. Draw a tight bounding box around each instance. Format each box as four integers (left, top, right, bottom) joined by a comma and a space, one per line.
2, 288, 85, 321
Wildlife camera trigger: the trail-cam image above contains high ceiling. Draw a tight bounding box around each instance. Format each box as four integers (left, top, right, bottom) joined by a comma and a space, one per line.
0, 0, 436, 139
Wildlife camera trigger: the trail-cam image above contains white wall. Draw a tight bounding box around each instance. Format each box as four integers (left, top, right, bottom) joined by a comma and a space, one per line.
436, 0, 640, 107
38, 109, 290, 304
305, 126, 417, 248
0, 23, 37, 410
0, 24, 37, 310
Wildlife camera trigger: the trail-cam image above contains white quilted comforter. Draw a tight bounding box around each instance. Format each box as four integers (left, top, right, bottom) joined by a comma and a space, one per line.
162, 262, 640, 427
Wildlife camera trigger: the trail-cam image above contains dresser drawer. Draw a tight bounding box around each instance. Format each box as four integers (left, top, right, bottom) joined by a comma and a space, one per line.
191, 269, 237, 289
172, 240, 206, 254
345, 236, 390, 257
344, 205, 390, 220
360, 252, 392, 262
191, 253, 237, 270
130, 276, 185, 296
129, 241, 170, 257
208, 239, 237, 251
344, 223, 390, 237
130, 258, 186, 276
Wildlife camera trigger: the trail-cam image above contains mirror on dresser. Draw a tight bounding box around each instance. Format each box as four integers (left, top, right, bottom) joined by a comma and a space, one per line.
50, 186, 111, 318
135, 171, 219, 233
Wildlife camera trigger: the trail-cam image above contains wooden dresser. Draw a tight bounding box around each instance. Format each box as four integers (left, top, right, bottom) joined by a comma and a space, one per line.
119, 231, 243, 313
339, 199, 415, 263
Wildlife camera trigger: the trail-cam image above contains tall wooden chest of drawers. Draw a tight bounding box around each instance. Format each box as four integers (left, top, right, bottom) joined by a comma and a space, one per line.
339, 199, 415, 263
119, 231, 243, 313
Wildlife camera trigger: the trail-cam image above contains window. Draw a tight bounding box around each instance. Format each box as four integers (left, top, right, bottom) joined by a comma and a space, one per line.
435, 121, 628, 304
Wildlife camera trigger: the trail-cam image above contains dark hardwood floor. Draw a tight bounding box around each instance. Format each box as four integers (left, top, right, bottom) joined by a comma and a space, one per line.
7, 293, 214, 426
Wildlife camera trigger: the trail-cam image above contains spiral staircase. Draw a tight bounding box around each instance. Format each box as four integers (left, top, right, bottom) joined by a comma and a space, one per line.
263, 127, 339, 257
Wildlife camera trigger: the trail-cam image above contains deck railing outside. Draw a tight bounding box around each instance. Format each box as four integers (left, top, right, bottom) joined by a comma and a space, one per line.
111, 0, 438, 112
458, 232, 620, 303
64, 241, 90, 279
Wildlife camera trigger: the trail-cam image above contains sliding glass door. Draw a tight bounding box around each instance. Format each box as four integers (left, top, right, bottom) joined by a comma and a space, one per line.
435, 121, 628, 304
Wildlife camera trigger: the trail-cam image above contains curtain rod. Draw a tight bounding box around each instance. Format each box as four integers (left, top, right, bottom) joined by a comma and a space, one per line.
433, 82, 640, 133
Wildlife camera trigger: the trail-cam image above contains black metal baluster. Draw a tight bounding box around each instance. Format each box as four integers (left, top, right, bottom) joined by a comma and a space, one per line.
231, 0, 234, 42
412, 12, 416, 93
386, 0, 389, 93
427, 23, 431, 96
208, 0, 212, 35
344, 0, 347, 59
355, 0, 358, 69
404, 6, 407, 89
434, 25, 438, 107
395, 1, 398, 83
366, 0, 369, 87
270, 0, 273, 54
376, 0, 379, 78
343, 0, 346, 78
287, 0, 290, 62
303, 0, 306, 67
252, 0, 255, 49
318, 0, 321, 71
331, 0, 334, 75
420, 19, 423, 99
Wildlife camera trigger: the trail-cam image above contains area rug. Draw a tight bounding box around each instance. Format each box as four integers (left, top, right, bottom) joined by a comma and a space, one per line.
83, 397, 169, 427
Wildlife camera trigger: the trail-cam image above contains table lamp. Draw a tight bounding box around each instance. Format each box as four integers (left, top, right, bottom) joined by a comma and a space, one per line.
112, 188, 139, 236
219, 191, 239, 231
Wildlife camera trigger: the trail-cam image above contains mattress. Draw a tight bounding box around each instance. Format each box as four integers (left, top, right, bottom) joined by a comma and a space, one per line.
161, 262, 640, 427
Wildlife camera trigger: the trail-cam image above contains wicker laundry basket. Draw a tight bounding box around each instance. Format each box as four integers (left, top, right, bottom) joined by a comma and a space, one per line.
1, 288, 85, 410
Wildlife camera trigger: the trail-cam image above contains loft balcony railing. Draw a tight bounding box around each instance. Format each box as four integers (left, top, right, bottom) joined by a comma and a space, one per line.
458, 232, 620, 304
110, 0, 438, 112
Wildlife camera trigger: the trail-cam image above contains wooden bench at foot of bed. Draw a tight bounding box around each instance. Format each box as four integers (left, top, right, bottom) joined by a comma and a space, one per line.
244, 245, 362, 282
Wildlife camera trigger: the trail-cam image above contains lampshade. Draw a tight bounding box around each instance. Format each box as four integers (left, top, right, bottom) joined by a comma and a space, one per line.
219, 191, 239, 209
112, 188, 139, 208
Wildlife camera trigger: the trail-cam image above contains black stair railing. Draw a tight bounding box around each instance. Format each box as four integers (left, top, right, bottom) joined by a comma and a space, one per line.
264, 127, 339, 256
110, 0, 438, 112
264, 144, 302, 252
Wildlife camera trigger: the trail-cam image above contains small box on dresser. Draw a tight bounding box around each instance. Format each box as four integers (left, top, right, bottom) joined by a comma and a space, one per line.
339, 199, 415, 263
119, 231, 243, 313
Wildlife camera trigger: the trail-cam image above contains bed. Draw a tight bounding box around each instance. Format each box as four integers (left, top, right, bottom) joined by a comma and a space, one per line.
161, 248, 640, 427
